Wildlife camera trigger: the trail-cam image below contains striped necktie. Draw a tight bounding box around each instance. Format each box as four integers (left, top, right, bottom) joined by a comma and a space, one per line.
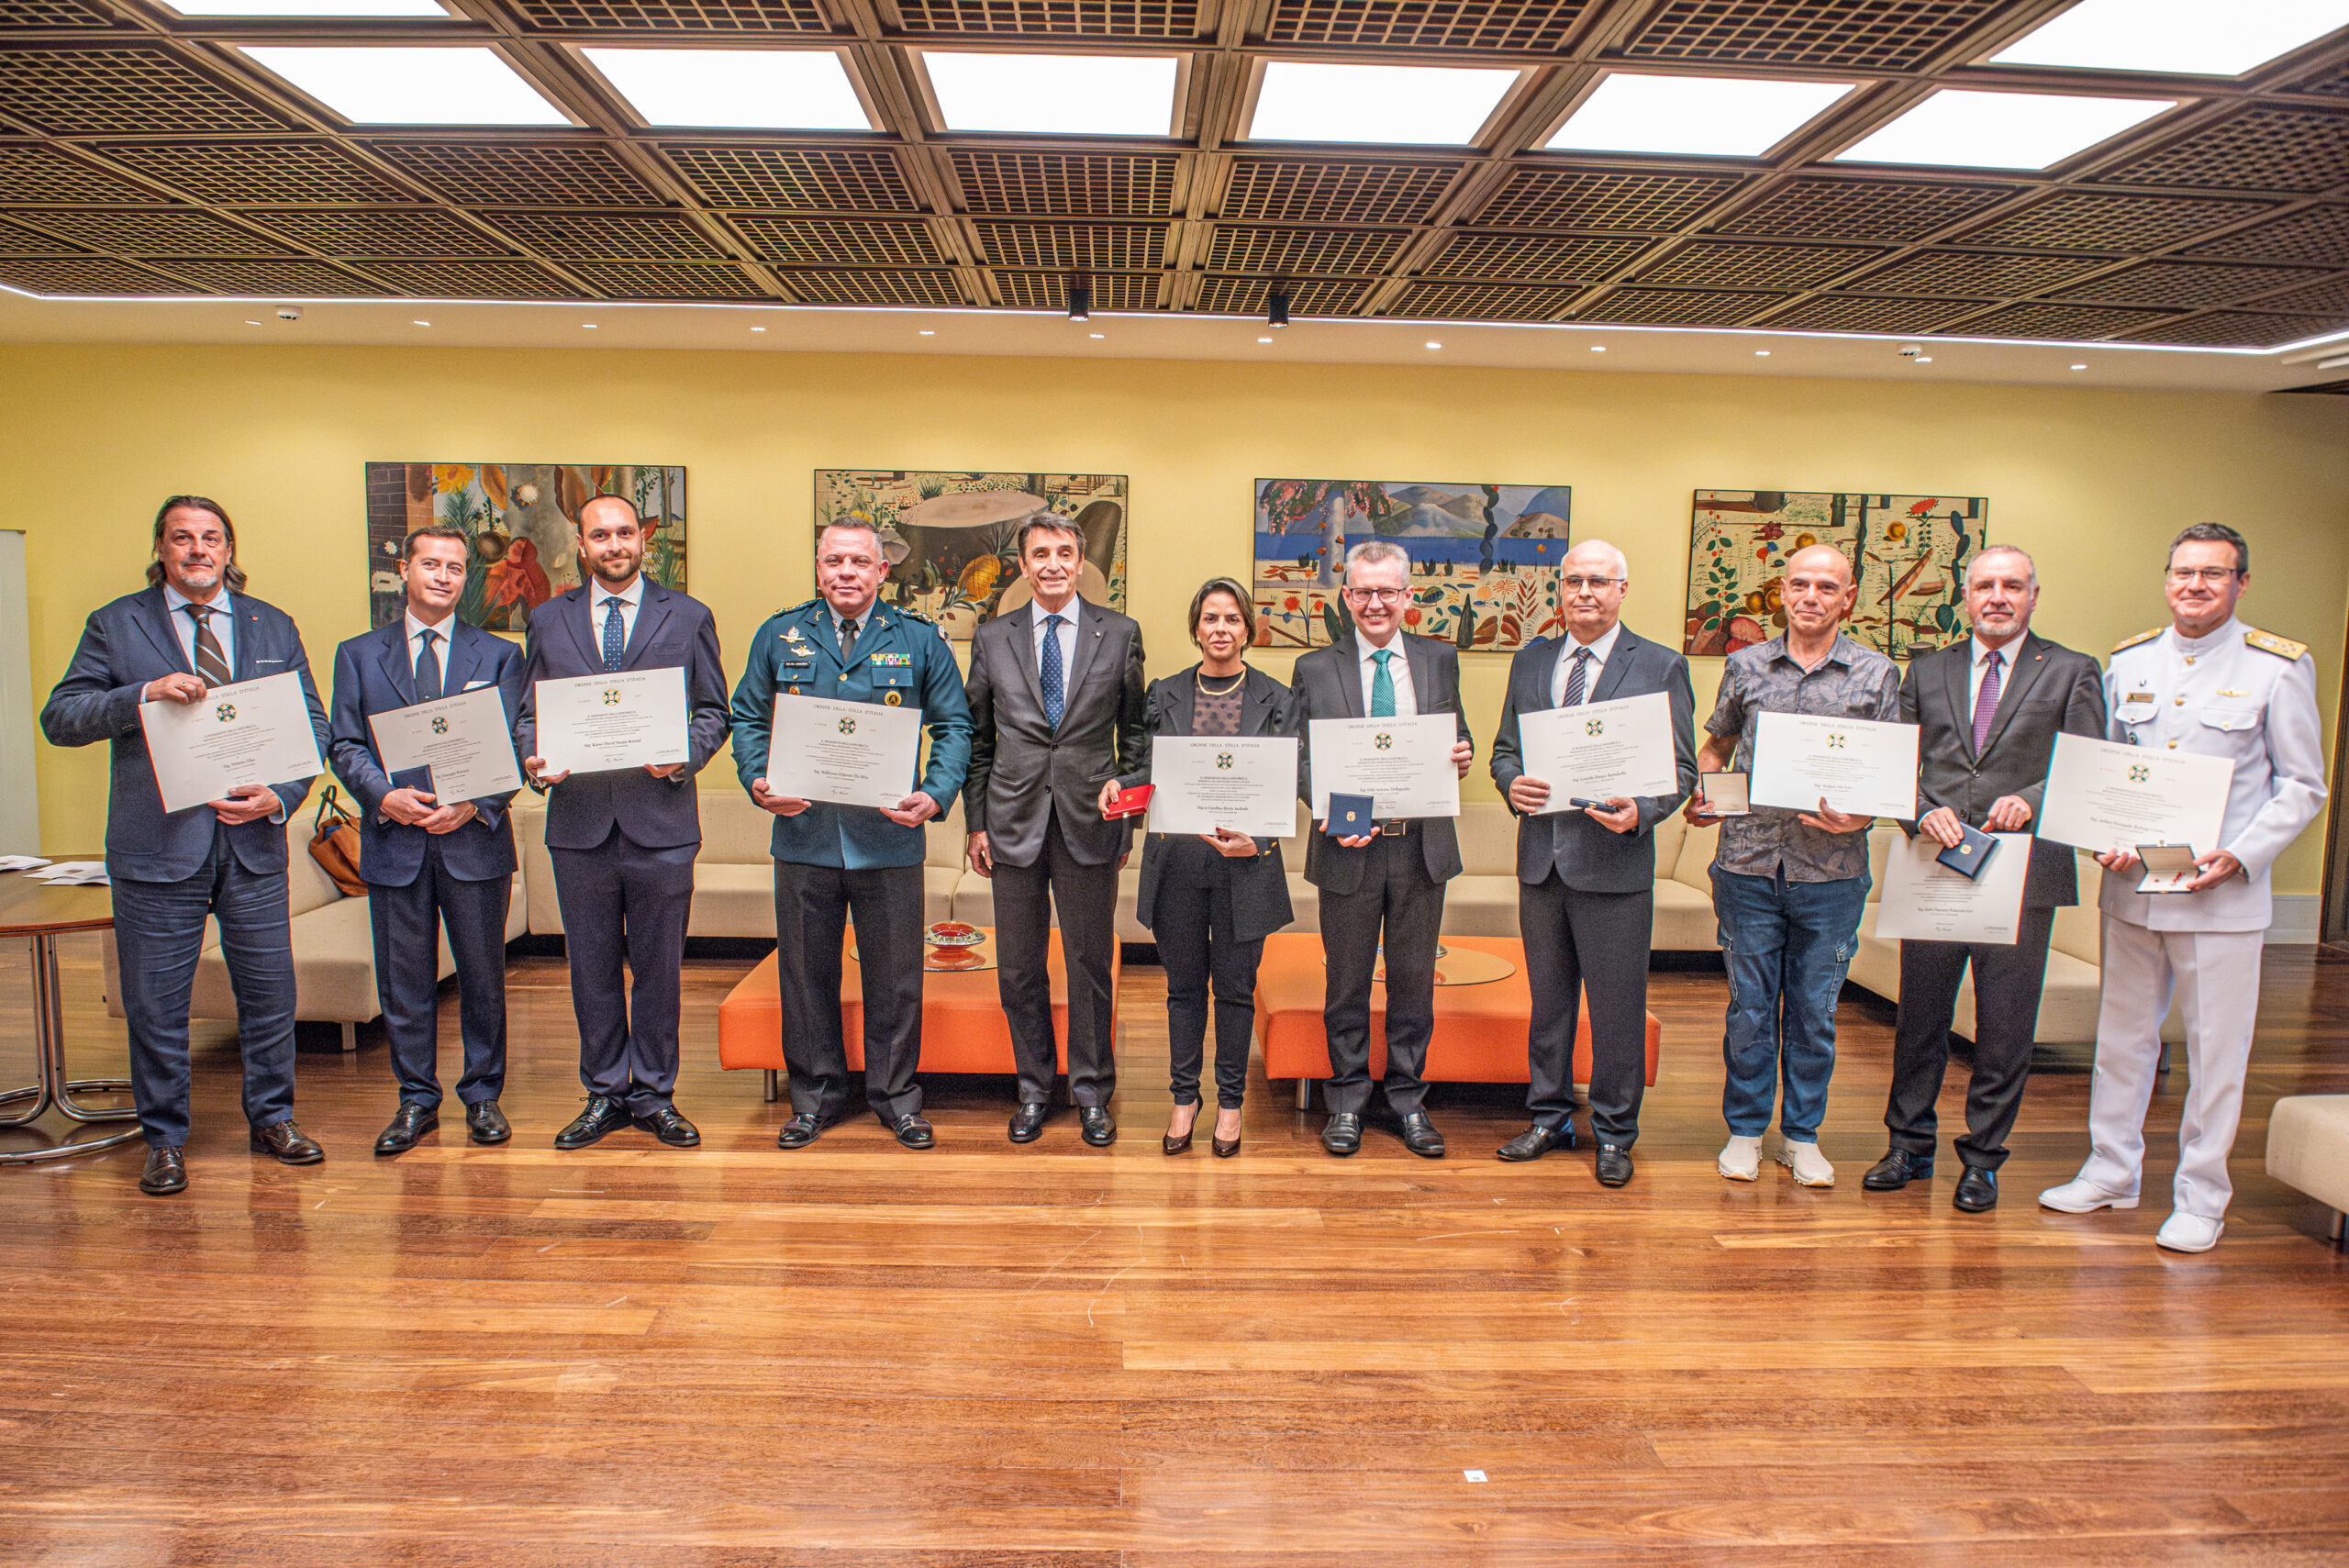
1557, 646, 1592, 707
184, 603, 232, 689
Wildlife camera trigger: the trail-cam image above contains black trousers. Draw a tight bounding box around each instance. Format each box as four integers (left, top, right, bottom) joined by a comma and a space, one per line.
367, 839, 510, 1110
1884, 904, 2058, 1171
992, 811, 1119, 1106
1319, 831, 1446, 1117
549, 827, 696, 1118
774, 858, 925, 1122
1520, 873, 1653, 1147
1154, 838, 1264, 1109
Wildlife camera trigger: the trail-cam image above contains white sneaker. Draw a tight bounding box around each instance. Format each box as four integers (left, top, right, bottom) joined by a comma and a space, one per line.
1776, 1138, 1834, 1187
2038, 1178, 2140, 1214
2155, 1211, 2223, 1252
1718, 1134, 1761, 1182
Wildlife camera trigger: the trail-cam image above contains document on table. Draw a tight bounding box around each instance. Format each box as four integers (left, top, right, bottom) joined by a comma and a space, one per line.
763, 694, 923, 809
1147, 735, 1298, 840
369, 684, 521, 803
1749, 711, 1920, 820
1308, 714, 1460, 822
1517, 692, 1679, 813
533, 667, 689, 777
2036, 733, 2233, 857
26, 860, 108, 885
139, 671, 324, 815
1872, 830, 2032, 945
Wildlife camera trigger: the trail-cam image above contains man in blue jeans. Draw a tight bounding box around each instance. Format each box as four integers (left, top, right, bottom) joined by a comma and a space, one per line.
1686, 543, 1900, 1188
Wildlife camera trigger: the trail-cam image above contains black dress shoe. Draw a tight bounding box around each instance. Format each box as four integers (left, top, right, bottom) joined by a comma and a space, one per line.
1321, 1111, 1363, 1156
465, 1100, 511, 1145
1008, 1103, 1050, 1144
1863, 1150, 1935, 1191
777, 1112, 828, 1150
373, 1102, 439, 1157
250, 1119, 324, 1164
1595, 1143, 1635, 1187
636, 1106, 701, 1148
554, 1095, 629, 1150
139, 1145, 186, 1195
1079, 1106, 1117, 1147
1954, 1165, 1999, 1212
892, 1113, 935, 1150
1497, 1123, 1572, 1162
1397, 1110, 1446, 1159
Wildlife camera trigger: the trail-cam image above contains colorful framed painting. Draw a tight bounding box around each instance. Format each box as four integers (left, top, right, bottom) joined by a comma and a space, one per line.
364, 462, 686, 633
1252, 479, 1573, 652
1683, 489, 1984, 661
814, 470, 1129, 640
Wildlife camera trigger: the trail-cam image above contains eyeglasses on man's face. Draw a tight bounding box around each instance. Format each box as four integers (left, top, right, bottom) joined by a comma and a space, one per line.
1561, 574, 1626, 593
1345, 586, 1408, 605
2166, 566, 2242, 585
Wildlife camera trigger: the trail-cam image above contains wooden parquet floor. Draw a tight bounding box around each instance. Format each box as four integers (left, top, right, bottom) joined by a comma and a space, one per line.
2, 933, 2346, 1565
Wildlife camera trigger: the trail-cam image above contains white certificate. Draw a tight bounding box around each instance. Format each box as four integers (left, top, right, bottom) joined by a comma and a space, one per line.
369, 684, 521, 803
1517, 692, 1679, 814
1749, 711, 1920, 820
139, 671, 324, 814
2036, 733, 2233, 858
1147, 735, 1298, 840
1308, 714, 1461, 822
1873, 830, 2032, 945
763, 694, 922, 809
534, 667, 688, 776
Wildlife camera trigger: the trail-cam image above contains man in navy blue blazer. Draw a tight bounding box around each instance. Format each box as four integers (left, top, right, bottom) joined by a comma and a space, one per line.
328, 523, 529, 1157
518, 495, 731, 1152
40, 495, 332, 1196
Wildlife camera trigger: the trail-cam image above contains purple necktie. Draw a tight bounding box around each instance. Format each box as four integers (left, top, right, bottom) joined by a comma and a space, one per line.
1971, 649, 2003, 753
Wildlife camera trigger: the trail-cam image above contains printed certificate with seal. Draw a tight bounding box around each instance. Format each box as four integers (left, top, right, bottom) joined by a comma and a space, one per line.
1873, 829, 2032, 945
139, 671, 325, 814
1749, 711, 1920, 820
765, 693, 922, 809
533, 667, 689, 777
1308, 714, 1460, 822
2037, 732, 2232, 858
368, 684, 521, 803
1516, 692, 1678, 813
1147, 735, 1298, 840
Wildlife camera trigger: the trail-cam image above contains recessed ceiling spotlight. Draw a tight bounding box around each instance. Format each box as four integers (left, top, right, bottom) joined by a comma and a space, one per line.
1754, 350, 1771, 357
1991, 0, 2349, 78
918, 329, 935, 336
1249, 60, 1525, 146
582, 322, 597, 328
1916, 356, 1933, 363
244, 318, 262, 326
1832, 88, 2176, 171
751, 326, 765, 332
1425, 340, 1442, 350
921, 50, 1179, 136
1589, 345, 1607, 352
238, 46, 570, 126
584, 48, 872, 129
412, 318, 429, 326
2071, 362, 2088, 370
1257, 336, 1273, 343
1088, 332, 1105, 339
1547, 71, 1855, 158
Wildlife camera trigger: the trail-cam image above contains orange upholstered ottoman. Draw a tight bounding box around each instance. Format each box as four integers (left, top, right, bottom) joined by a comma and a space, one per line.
1252, 933, 1661, 1104
718, 928, 1110, 1096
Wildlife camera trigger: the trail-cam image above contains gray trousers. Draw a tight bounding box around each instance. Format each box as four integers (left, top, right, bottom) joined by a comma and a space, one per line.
773, 858, 926, 1122
1520, 873, 1653, 1147
1319, 833, 1446, 1117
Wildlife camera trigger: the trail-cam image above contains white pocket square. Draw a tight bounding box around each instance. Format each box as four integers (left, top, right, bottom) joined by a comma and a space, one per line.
463, 678, 494, 690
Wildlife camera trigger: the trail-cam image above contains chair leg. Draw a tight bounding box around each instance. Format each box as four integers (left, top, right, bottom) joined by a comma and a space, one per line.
2331, 1207, 2345, 1249
1295, 1077, 1312, 1111
763, 1069, 780, 1104
340, 1023, 357, 1053
2156, 1039, 2171, 1075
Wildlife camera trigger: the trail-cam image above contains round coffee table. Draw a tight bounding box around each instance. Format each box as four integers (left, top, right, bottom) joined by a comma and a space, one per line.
0, 865, 139, 1163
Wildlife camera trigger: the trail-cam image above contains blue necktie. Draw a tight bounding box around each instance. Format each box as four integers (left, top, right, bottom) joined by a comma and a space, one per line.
1041, 613, 1066, 729
1369, 649, 1395, 718
601, 596, 625, 673
1557, 646, 1590, 708
415, 628, 441, 702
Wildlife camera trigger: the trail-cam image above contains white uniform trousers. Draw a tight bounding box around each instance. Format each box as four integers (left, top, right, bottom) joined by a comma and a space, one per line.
2079, 918, 2264, 1220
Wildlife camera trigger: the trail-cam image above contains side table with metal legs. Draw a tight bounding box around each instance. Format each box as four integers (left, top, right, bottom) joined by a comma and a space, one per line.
1, 873, 140, 1163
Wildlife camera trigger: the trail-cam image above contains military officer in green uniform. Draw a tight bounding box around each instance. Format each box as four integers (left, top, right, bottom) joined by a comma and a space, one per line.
731, 517, 974, 1151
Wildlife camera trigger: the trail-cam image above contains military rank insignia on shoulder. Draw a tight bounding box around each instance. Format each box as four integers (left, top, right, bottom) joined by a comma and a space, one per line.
2244, 628, 2308, 661
2112, 628, 2164, 653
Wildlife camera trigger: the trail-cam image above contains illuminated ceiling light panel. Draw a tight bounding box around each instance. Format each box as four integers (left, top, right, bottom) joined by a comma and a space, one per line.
921, 51, 1180, 137
1991, 0, 2349, 77
584, 48, 872, 129
239, 46, 570, 125
165, 0, 449, 14
1545, 72, 1855, 157
1832, 88, 2175, 169
1249, 60, 1522, 145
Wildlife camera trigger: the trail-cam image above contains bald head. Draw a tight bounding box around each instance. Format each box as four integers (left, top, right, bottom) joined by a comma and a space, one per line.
1560, 537, 1630, 642
1779, 541, 1858, 645
1784, 542, 1853, 587
1562, 539, 1629, 580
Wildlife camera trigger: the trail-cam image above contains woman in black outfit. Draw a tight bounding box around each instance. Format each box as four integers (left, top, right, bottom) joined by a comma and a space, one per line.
1114, 578, 1297, 1158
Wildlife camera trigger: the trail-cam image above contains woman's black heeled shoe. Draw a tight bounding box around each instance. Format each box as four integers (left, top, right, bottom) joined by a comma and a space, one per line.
1163, 1106, 1198, 1155
1211, 1132, 1241, 1158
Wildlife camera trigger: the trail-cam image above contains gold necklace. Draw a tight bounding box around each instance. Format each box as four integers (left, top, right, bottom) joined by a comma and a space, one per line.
1196, 667, 1246, 696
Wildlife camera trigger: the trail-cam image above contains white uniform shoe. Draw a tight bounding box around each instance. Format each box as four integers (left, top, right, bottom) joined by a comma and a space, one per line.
1719, 1134, 1761, 1182
2155, 1212, 2223, 1252
2038, 1178, 2140, 1214
1777, 1138, 1834, 1187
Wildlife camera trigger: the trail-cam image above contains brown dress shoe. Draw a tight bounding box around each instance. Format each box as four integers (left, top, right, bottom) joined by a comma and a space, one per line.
250, 1119, 324, 1164
139, 1146, 186, 1195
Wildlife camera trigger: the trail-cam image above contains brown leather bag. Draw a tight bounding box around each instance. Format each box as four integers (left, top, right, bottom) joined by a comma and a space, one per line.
308, 785, 367, 897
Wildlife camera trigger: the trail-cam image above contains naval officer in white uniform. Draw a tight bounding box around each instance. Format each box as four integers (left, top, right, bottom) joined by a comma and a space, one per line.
2041, 522, 2327, 1252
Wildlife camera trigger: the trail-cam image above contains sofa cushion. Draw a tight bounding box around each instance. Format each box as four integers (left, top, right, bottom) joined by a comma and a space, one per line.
1652, 878, 1719, 951
1442, 874, 1520, 938
1672, 819, 1720, 895
2266, 1095, 2349, 1215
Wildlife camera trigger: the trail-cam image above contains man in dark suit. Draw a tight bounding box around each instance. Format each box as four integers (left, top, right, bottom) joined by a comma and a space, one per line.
518, 495, 730, 1151
1488, 539, 1696, 1186
40, 495, 331, 1195
1865, 545, 2107, 1212
1293, 539, 1475, 1160
731, 518, 973, 1151
963, 513, 1147, 1147
327, 523, 529, 1157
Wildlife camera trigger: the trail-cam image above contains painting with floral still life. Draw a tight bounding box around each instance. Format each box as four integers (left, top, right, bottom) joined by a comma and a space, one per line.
364, 462, 687, 634
1683, 489, 1983, 661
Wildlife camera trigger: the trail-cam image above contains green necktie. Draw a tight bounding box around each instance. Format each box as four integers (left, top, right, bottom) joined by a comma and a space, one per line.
1370, 649, 1396, 718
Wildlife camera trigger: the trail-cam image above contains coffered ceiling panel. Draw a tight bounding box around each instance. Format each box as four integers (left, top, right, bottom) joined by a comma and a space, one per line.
1420, 230, 1652, 281
732, 214, 941, 264
1752, 293, 1978, 333
976, 218, 1163, 269
780, 268, 967, 306
898, 0, 1200, 38
507, 0, 828, 30
1712, 178, 2014, 243
1265, 0, 1592, 51
568, 259, 770, 295
1960, 193, 2278, 253
2119, 310, 2345, 347
483, 210, 729, 260
2190, 206, 2349, 266
247, 207, 511, 257
1578, 286, 1784, 324
994, 269, 1161, 309
1219, 161, 1458, 226
1619, 0, 2007, 71
104, 141, 421, 206
666, 147, 919, 212
1947, 301, 2179, 339
951, 150, 1178, 217
2103, 108, 2349, 195
0, 141, 157, 203
1634, 239, 1881, 290
152, 257, 388, 295
1385, 279, 1582, 319
2060, 261, 2331, 308
373, 143, 668, 207
1203, 223, 1408, 276
0, 47, 284, 137
9, 206, 278, 254
1473, 169, 1745, 231
1854, 248, 2111, 298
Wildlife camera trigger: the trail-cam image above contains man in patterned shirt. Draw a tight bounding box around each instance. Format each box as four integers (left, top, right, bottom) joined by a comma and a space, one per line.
1687, 543, 1902, 1189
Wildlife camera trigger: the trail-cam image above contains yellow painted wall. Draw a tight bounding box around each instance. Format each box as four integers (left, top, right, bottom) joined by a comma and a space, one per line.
6, 343, 2346, 891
